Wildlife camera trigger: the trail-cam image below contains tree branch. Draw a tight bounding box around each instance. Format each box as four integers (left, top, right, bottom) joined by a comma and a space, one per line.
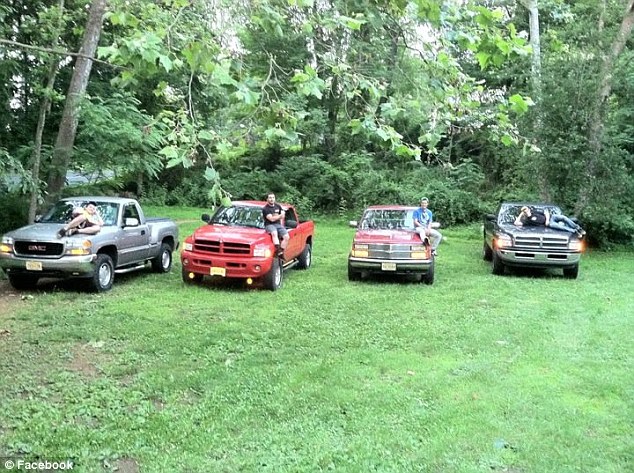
0, 38, 122, 69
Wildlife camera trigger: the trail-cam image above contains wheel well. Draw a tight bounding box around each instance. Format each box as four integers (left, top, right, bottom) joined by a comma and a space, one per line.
306, 235, 313, 247
98, 245, 118, 267
162, 236, 175, 250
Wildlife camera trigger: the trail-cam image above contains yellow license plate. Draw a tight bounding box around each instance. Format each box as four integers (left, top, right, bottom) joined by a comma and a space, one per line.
210, 266, 226, 277
381, 262, 397, 271
26, 261, 43, 271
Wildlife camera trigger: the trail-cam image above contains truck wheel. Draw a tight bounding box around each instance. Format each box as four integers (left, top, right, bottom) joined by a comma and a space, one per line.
482, 240, 493, 261
263, 258, 283, 291
182, 268, 203, 284
492, 252, 505, 275
151, 243, 173, 273
7, 274, 39, 290
563, 264, 579, 279
297, 243, 312, 270
422, 259, 435, 285
88, 254, 114, 292
347, 262, 361, 281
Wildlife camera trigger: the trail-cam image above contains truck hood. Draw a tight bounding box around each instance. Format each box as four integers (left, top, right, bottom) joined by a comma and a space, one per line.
353, 229, 421, 244
193, 225, 268, 244
5, 223, 65, 241
499, 224, 572, 239
5, 223, 116, 242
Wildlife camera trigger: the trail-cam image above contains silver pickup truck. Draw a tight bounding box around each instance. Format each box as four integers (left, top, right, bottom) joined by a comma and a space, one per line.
0, 196, 179, 292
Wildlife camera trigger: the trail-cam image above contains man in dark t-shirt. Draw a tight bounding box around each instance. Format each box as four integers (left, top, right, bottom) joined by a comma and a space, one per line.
515, 206, 547, 226
514, 206, 585, 237
262, 193, 289, 257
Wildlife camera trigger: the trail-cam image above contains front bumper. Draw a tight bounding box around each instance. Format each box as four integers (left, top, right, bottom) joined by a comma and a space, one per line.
348, 257, 432, 274
0, 254, 98, 278
496, 249, 581, 268
180, 251, 274, 279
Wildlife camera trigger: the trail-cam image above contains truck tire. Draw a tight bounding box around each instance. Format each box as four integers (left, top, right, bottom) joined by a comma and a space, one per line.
563, 264, 579, 279
7, 274, 39, 290
182, 268, 203, 284
263, 258, 283, 291
492, 252, 505, 276
151, 243, 173, 273
422, 259, 435, 285
347, 262, 361, 281
88, 254, 114, 292
482, 240, 493, 261
297, 243, 312, 270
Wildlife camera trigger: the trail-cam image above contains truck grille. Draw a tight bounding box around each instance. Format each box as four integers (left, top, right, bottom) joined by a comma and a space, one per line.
194, 239, 251, 256
14, 241, 64, 257
368, 244, 413, 259
514, 234, 569, 251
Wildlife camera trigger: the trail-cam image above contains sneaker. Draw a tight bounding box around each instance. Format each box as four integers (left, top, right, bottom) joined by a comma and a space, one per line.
576, 229, 586, 239
431, 250, 438, 257
57, 228, 66, 238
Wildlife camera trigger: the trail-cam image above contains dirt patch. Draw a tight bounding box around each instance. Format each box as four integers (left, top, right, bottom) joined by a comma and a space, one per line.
67, 343, 110, 378
113, 458, 140, 473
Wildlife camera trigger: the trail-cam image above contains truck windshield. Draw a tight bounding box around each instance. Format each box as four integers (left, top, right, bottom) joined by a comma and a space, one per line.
40, 200, 119, 226
498, 204, 562, 225
359, 209, 414, 230
211, 206, 265, 228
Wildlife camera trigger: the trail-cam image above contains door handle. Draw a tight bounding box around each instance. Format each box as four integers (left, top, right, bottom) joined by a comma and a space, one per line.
141, 230, 146, 235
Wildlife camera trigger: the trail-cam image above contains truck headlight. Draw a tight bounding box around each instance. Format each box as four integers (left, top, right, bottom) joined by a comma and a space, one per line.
568, 240, 584, 252
495, 234, 513, 249
351, 243, 369, 258
183, 242, 194, 251
0, 236, 14, 253
254, 246, 272, 258
65, 239, 92, 256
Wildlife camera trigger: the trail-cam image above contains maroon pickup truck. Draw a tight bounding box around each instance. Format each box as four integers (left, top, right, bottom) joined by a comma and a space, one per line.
180, 201, 314, 290
348, 205, 435, 284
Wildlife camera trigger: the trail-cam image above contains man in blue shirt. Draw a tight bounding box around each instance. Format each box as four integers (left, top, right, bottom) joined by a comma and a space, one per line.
413, 197, 442, 256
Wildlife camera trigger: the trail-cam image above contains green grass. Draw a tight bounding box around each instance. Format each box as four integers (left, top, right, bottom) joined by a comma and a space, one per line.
0, 217, 632, 472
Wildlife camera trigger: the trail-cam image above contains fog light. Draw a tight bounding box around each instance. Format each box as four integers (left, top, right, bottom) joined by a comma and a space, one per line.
188, 272, 196, 279
246, 278, 253, 285
254, 265, 261, 272
183, 258, 189, 265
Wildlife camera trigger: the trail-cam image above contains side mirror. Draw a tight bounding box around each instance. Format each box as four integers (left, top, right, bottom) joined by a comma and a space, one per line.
202, 213, 211, 223
124, 217, 139, 227
34, 215, 42, 223
349, 220, 358, 228
286, 220, 298, 229
485, 213, 496, 221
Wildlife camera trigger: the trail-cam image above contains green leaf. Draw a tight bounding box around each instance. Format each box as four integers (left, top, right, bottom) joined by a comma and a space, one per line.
198, 130, 214, 141
204, 167, 218, 181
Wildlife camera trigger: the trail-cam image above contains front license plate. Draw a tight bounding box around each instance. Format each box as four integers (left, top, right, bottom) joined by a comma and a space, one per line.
381, 262, 397, 271
210, 266, 226, 277
26, 261, 43, 271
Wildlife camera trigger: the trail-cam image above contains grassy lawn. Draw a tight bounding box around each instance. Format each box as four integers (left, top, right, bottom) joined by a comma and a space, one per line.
0, 215, 632, 472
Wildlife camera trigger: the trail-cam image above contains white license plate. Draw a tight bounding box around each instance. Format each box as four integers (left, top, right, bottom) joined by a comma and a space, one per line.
381, 262, 397, 271
26, 261, 43, 271
210, 266, 226, 277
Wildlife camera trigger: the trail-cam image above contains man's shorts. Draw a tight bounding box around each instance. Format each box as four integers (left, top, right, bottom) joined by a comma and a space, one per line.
265, 223, 288, 237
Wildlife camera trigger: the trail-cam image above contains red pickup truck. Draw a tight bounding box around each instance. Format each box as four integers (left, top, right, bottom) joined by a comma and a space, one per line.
348, 205, 435, 284
180, 201, 314, 290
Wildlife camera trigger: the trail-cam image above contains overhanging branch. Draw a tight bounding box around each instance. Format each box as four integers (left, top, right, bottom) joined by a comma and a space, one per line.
0, 38, 122, 69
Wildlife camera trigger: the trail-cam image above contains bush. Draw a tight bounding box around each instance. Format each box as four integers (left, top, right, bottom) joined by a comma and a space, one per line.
0, 191, 28, 234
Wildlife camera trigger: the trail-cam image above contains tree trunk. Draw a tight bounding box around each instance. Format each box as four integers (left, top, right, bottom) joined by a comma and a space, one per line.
29, 0, 65, 223
520, 0, 548, 200
576, 0, 634, 214
46, 0, 108, 205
